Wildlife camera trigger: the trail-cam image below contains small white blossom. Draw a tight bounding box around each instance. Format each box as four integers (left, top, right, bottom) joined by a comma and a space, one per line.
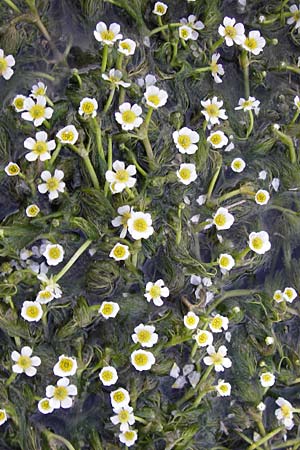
242, 30, 266, 55
11, 346, 41, 377
53, 355, 77, 377
99, 366, 118, 386
132, 323, 158, 347
99, 301, 120, 319
203, 345, 232, 372
201, 97, 228, 125
144, 85, 168, 108
131, 349, 155, 371
24, 131, 56, 162
78, 97, 98, 118
0, 48, 15, 80
46, 377, 77, 410
21, 96, 53, 127
94, 22, 123, 46
177, 163, 197, 185
105, 160, 136, 193
218, 17, 245, 46
248, 231, 271, 254
42, 243, 64, 266
145, 279, 169, 306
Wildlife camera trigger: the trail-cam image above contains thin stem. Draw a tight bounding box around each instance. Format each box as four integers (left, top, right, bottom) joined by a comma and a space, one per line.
217, 186, 255, 204
289, 109, 300, 126
207, 289, 258, 314
246, 110, 254, 138
193, 66, 212, 74
206, 160, 222, 201
176, 203, 185, 245
240, 50, 250, 99
54, 239, 92, 283
210, 37, 224, 53
247, 426, 284, 450
101, 45, 108, 73
148, 22, 181, 37
72, 69, 82, 88
49, 142, 62, 167
83, 155, 100, 190
272, 126, 296, 164
91, 117, 105, 163
142, 136, 154, 167
43, 430, 76, 450
104, 136, 113, 197
2, 0, 21, 13
235, 246, 251, 262
157, 15, 168, 40
116, 53, 124, 70
103, 86, 116, 113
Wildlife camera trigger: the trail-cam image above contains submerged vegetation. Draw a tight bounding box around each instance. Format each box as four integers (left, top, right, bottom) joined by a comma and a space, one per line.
1, 0, 300, 448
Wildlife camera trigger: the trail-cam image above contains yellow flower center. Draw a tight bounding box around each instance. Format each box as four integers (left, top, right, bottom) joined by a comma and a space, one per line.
210, 316, 223, 330
14, 98, 24, 109
147, 95, 160, 106
156, 5, 165, 14
224, 25, 237, 38
17, 355, 32, 369
133, 353, 149, 366
196, 332, 208, 344
132, 218, 148, 233
27, 205, 39, 216
33, 141, 48, 155
39, 290, 53, 301
118, 410, 130, 422
101, 303, 114, 315
211, 353, 223, 365
0, 411, 6, 421
46, 177, 60, 191
219, 256, 230, 267
281, 405, 292, 418
115, 169, 129, 183
59, 358, 74, 372
112, 391, 126, 403
149, 285, 161, 298
113, 245, 126, 258
285, 289, 294, 299
211, 61, 218, 74
101, 370, 113, 381
121, 212, 131, 226
26, 305, 41, 319
122, 110, 136, 124
179, 168, 191, 180
53, 386, 68, 401
214, 213, 226, 227
244, 37, 258, 50
243, 100, 253, 108
251, 237, 263, 250
7, 164, 20, 175
35, 87, 46, 96
30, 104, 45, 119
121, 42, 130, 50
180, 28, 189, 39
101, 30, 115, 41
40, 399, 51, 410
210, 134, 222, 145
0, 57, 8, 74
262, 373, 272, 383
206, 104, 219, 117
293, 11, 300, 20
48, 247, 61, 259
273, 292, 282, 301
219, 384, 229, 393
82, 101, 95, 114
61, 131, 74, 142
186, 316, 196, 326
178, 134, 191, 149
233, 161, 242, 170
256, 192, 267, 203
137, 329, 152, 343
124, 431, 135, 440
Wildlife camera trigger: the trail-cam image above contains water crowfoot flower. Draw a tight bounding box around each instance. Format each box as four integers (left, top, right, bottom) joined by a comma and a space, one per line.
218, 254, 235, 271
99, 301, 120, 319
203, 345, 232, 372
144, 86, 168, 108
145, 279, 169, 306
127, 211, 154, 240
209, 314, 229, 333
99, 366, 118, 386
11, 346, 41, 377
38, 398, 54, 414
38, 169, 65, 201
53, 355, 77, 377
94, 22, 123, 46
215, 379, 231, 396
12, 95, 26, 112
110, 388, 130, 409
235, 97, 260, 112
118, 39, 136, 56
112, 205, 132, 238
109, 243, 130, 261
207, 130, 228, 149
275, 398, 295, 430
78, 97, 98, 118
0, 49, 15, 80
26, 204, 40, 217
38, 273, 62, 298
102, 69, 131, 88
24, 131, 56, 162
231, 157, 246, 172
21, 96, 53, 127
31, 82, 47, 98
0, 409, 7, 426
193, 329, 214, 347
201, 97, 228, 125
111, 406, 135, 431
242, 31, 266, 55
179, 15, 205, 41
36, 289, 54, 304
131, 349, 155, 371
213, 207, 235, 230
176, 163, 197, 185
153, 2, 168, 15
218, 17, 245, 46
287, 5, 300, 30
5, 162, 20, 176
46, 377, 77, 409
248, 231, 271, 254
105, 161, 136, 193
183, 312, 199, 330
210, 53, 225, 83
260, 372, 275, 387
115, 103, 143, 130
119, 430, 138, 447
42, 243, 64, 266
255, 189, 270, 205
132, 324, 158, 347
173, 127, 199, 154
56, 125, 79, 145
283, 287, 297, 302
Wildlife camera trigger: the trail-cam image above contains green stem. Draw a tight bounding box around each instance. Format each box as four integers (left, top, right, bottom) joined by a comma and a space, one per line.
170, 41, 178, 66
54, 239, 92, 283
235, 246, 251, 261
2, 0, 21, 13
207, 289, 258, 314
206, 159, 222, 201
91, 117, 105, 163
176, 203, 185, 245
240, 50, 250, 99
45, 95, 54, 107
272, 126, 296, 163
272, 438, 300, 449
247, 426, 284, 450
43, 430, 76, 450
72, 69, 82, 88
193, 66, 212, 74
210, 37, 224, 53
157, 15, 168, 40
83, 155, 100, 190
49, 142, 62, 167
103, 86, 116, 113
131, 239, 142, 267
104, 136, 113, 197
101, 45, 108, 73
18, 173, 36, 196
289, 109, 300, 126
148, 22, 181, 37
116, 53, 124, 70
6, 372, 17, 386
246, 110, 254, 138
31, 71, 55, 82
217, 186, 255, 204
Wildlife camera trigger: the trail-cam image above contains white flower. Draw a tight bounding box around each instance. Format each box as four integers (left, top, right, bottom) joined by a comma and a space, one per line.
102, 69, 130, 88
46, 377, 77, 409
78, 97, 98, 118
177, 163, 197, 185
118, 39, 136, 56
248, 231, 271, 254
38, 398, 54, 414
201, 97, 228, 125
153, 2, 168, 15
112, 205, 132, 238
210, 53, 225, 83
109, 243, 130, 261
213, 207, 234, 230
111, 405, 135, 432
144, 85, 168, 108
31, 82, 47, 98
283, 287, 297, 303
179, 25, 196, 41
0, 409, 8, 425
115, 102, 143, 131
209, 314, 229, 333
131, 349, 155, 371
11, 346, 41, 377
218, 254, 235, 271
145, 279, 169, 306
99, 366, 118, 386
265, 336, 274, 346
260, 372, 275, 387
207, 130, 228, 149
99, 301, 120, 319
183, 311, 199, 330
275, 397, 294, 430
42, 243, 64, 266
273, 290, 285, 303
258, 170, 267, 180
242, 30, 266, 55
36, 289, 54, 304
179, 15, 204, 40
196, 194, 207, 206
24, 131, 56, 162
287, 5, 300, 29
173, 127, 199, 154
203, 345, 232, 372
21, 96, 53, 127
94, 22, 122, 46
215, 379, 231, 396
218, 17, 245, 46
127, 211, 154, 240
12, 94, 26, 112
0, 49, 15, 80
38, 169, 65, 201
257, 402, 266, 412
231, 157, 246, 173
235, 97, 260, 111
53, 355, 77, 377
110, 388, 130, 409
271, 178, 280, 192
38, 273, 62, 298
294, 95, 300, 109
21, 301, 43, 322
106, 160, 136, 193
132, 323, 158, 347
5, 162, 20, 176
255, 189, 270, 205
56, 125, 79, 145
193, 329, 213, 347
26, 204, 40, 217
119, 430, 138, 447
